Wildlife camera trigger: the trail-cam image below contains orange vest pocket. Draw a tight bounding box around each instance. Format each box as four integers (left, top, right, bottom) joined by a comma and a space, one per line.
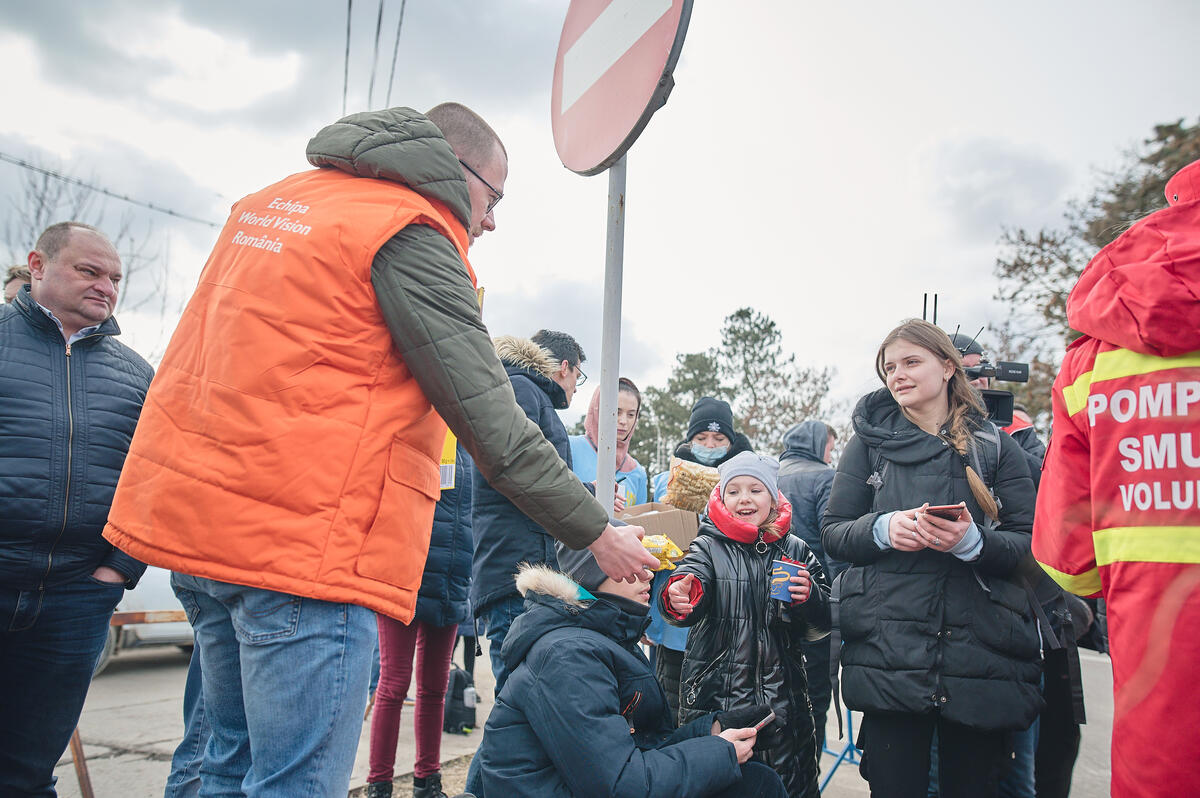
355, 438, 442, 591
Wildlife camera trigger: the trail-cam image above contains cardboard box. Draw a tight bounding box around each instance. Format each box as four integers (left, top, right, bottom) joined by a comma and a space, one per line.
620, 502, 701, 554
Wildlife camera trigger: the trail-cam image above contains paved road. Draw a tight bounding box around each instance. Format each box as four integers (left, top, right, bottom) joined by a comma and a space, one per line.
54, 642, 1112, 797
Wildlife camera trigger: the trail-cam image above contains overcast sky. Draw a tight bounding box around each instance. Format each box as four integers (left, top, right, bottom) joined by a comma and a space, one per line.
3, 0, 1197, 428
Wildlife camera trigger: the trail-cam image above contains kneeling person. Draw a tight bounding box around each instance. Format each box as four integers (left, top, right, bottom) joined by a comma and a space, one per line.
476, 559, 786, 798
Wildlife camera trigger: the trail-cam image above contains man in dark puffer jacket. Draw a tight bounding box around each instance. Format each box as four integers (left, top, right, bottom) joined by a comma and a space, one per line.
0, 222, 152, 796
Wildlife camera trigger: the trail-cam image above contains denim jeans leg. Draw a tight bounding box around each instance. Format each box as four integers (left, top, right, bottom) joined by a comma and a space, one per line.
0, 575, 124, 797
164, 640, 209, 798
173, 574, 374, 798
465, 596, 525, 798
998, 719, 1038, 798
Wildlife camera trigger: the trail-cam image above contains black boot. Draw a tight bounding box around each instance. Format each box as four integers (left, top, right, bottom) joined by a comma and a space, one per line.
366, 781, 393, 798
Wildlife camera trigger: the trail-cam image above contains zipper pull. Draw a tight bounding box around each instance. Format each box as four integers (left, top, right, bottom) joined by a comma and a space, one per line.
754, 530, 768, 554
65, 343, 72, 357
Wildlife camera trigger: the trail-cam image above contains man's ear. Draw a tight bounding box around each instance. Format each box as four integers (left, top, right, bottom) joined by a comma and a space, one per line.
27, 250, 46, 280
559, 360, 572, 378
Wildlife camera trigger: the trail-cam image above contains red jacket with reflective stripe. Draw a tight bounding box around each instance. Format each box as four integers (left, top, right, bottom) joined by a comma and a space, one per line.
1034, 159, 1200, 798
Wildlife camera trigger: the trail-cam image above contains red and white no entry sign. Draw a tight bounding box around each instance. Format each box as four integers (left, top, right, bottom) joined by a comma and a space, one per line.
551, 0, 693, 176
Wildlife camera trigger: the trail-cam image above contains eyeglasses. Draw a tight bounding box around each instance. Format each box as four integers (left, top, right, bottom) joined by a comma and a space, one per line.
576, 367, 587, 387
458, 159, 503, 214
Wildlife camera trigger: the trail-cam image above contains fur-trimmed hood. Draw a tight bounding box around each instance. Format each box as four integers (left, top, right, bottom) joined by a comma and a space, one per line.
494, 336, 559, 380
500, 564, 650, 671
494, 335, 568, 410
515, 562, 591, 608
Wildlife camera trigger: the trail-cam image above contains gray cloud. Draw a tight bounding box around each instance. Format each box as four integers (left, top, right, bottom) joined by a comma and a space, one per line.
1, 1, 563, 135
927, 138, 1072, 241
482, 278, 667, 389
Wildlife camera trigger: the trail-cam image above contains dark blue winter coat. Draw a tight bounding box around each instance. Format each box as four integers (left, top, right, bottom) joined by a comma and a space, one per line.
777, 420, 844, 577
477, 565, 742, 798
0, 288, 152, 590
414, 444, 474, 627
470, 336, 577, 614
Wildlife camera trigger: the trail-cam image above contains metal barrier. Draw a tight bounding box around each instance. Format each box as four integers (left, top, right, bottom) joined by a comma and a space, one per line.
819, 708, 861, 793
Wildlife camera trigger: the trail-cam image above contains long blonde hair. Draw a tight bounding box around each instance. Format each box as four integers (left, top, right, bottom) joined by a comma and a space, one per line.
875, 319, 999, 521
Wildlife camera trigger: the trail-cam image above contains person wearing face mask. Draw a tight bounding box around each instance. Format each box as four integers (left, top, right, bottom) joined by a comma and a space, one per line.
569, 377, 649, 510
646, 397, 754, 719
652, 397, 754, 500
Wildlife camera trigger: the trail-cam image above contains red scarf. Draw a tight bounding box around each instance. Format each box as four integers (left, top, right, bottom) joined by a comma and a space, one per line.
705, 484, 792, 544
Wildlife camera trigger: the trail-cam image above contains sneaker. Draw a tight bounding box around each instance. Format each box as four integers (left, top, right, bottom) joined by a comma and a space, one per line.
412, 772, 449, 798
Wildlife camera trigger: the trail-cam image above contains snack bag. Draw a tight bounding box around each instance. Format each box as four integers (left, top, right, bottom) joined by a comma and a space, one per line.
664, 456, 720, 513
642, 535, 684, 570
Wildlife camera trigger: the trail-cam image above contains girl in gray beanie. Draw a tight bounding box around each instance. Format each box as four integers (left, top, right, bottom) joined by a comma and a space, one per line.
658, 451, 833, 796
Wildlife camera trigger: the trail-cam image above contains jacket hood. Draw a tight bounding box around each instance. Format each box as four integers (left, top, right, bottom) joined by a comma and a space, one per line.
501, 564, 649, 670
1066, 159, 1200, 356
305, 107, 472, 229
851, 387, 961, 466
779, 420, 830, 464
494, 335, 568, 409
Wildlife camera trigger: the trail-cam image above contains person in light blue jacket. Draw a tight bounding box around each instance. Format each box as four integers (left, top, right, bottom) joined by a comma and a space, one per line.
569, 377, 648, 510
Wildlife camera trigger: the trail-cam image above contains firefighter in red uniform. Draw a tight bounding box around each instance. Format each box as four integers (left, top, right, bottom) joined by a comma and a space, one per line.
1034, 159, 1200, 798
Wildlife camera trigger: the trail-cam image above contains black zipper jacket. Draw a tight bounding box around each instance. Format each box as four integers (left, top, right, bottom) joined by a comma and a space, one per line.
663, 502, 831, 798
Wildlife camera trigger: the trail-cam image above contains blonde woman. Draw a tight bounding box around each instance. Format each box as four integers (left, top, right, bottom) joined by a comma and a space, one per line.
822, 319, 1040, 798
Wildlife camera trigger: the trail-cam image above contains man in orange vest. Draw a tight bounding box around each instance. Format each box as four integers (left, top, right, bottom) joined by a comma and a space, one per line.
103, 103, 656, 798
1034, 159, 1200, 798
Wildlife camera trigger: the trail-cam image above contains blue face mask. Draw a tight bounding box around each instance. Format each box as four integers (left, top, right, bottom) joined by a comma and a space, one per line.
692, 443, 728, 465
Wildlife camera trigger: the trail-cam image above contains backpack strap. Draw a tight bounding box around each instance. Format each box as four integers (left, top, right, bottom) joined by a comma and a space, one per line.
968, 422, 1004, 528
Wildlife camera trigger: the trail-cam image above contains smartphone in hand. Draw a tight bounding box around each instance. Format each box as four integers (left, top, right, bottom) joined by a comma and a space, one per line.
924, 504, 965, 521
753, 710, 777, 732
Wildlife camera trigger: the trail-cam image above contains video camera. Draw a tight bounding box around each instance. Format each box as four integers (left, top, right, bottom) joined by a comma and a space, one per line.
954, 327, 1029, 427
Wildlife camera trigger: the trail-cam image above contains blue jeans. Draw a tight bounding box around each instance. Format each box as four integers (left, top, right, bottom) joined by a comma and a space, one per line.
171, 574, 375, 798
998, 719, 1038, 798
464, 595, 527, 797
0, 572, 124, 797
164, 642, 209, 798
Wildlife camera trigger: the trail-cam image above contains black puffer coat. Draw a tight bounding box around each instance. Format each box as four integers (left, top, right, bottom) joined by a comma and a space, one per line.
821, 388, 1043, 732
662, 490, 831, 798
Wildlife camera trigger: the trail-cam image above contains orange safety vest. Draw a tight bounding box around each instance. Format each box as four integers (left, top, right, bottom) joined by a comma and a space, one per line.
104, 168, 474, 622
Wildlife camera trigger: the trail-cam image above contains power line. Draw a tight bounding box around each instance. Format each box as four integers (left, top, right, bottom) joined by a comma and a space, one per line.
366, 0, 386, 109
384, 0, 407, 108
343, 0, 353, 115
0, 152, 222, 229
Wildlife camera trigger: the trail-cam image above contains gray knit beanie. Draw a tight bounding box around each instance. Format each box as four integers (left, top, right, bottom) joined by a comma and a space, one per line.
717, 452, 780, 504
555, 543, 607, 594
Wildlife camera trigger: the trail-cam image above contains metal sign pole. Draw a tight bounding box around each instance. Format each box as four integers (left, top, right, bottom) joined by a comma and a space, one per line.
595, 153, 627, 520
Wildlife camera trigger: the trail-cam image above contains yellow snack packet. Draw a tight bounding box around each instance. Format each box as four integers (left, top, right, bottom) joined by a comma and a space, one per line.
642, 534, 683, 571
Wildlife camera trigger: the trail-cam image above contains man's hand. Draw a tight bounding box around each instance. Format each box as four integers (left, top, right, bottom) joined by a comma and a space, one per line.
91, 566, 126, 585
588, 523, 656, 583
667, 573, 698, 617
715, 727, 758, 764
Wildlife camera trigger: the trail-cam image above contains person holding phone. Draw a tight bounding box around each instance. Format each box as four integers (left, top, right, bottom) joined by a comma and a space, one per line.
475, 557, 787, 798
822, 319, 1040, 798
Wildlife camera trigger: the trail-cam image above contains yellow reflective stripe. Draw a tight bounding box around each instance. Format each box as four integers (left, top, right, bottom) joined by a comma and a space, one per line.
1092, 348, 1200, 382
1093, 526, 1200, 566
1062, 370, 1094, 417
1037, 560, 1102, 596
1060, 348, 1200, 417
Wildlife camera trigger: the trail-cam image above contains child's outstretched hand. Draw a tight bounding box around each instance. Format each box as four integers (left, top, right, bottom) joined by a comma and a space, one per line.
667, 573, 698, 617
788, 567, 811, 604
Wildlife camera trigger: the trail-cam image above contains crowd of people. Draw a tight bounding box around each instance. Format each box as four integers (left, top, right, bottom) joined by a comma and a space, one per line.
1, 101, 1197, 798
